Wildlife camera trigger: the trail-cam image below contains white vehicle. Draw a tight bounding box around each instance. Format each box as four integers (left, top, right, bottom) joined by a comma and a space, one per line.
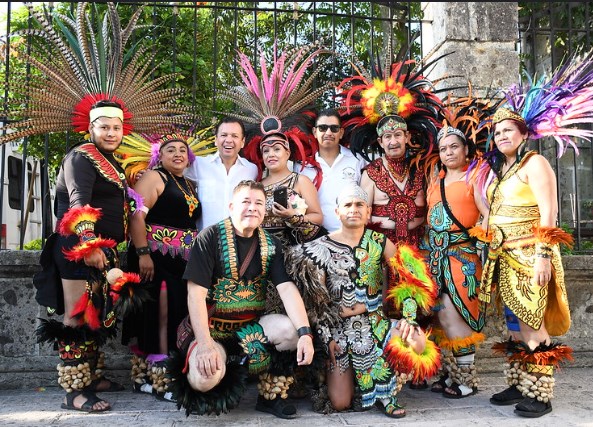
0, 140, 54, 249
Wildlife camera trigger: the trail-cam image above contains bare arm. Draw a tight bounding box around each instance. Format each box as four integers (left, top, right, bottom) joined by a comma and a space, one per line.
295, 174, 323, 225
360, 170, 375, 207
524, 154, 557, 286
187, 281, 222, 377
276, 281, 314, 365
129, 170, 164, 281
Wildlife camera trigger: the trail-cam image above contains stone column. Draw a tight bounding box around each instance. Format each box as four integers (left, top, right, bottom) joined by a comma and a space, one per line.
421, 2, 520, 97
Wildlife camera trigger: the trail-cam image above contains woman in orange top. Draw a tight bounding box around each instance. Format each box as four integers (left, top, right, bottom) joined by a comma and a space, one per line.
420, 125, 489, 398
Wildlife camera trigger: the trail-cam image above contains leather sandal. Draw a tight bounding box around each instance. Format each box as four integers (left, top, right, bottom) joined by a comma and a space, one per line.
442, 382, 478, 399
514, 397, 552, 418
381, 396, 406, 418
61, 390, 111, 413
490, 384, 524, 406
255, 395, 297, 419
431, 375, 452, 393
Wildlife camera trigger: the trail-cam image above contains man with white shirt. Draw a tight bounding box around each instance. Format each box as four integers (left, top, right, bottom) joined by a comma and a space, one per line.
186, 117, 258, 230
295, 109, 367, 232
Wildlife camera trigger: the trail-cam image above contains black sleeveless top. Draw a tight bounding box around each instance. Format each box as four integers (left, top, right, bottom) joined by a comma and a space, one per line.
146, 168, 200, 229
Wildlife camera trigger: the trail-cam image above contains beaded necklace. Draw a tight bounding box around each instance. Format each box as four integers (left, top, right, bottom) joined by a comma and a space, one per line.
385, 156, 409, 182
166, 169, 199, 217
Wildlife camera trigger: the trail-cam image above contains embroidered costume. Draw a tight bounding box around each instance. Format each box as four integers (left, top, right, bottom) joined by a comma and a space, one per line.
169, 218, 298, 415
470, 50, 593, 416
299, 230, 399, 408
5, 3, 194, 412
365, 158, 426, 247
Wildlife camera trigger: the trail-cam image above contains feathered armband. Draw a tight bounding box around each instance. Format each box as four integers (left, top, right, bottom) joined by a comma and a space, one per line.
57, 205, 117, 261
106, 268, 149, 318
384, 333, 441, 383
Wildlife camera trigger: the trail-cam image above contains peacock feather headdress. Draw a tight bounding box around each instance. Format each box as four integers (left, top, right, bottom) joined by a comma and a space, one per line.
0, 2, 196, 144
219, 41, 335, 186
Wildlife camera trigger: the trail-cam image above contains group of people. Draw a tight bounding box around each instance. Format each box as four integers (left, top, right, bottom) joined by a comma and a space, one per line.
11, 4, 581, 421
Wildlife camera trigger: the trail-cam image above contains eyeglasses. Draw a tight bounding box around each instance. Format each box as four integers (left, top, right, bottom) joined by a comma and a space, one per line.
316, 124, 341, 133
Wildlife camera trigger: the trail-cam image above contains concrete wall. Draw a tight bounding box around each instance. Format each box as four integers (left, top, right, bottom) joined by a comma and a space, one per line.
0, 250, 591, 389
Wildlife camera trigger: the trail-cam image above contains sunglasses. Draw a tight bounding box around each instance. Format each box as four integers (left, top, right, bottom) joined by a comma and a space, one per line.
316, 124, 341, 133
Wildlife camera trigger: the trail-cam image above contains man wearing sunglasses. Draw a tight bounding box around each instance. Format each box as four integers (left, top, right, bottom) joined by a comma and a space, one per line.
295, 109, 367, 232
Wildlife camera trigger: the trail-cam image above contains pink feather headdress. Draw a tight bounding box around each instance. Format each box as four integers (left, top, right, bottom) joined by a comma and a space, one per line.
219, 41, 335, 187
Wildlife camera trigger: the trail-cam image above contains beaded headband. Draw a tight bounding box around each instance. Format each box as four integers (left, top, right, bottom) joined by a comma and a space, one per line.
259, 133, 290, 151
377, 115, 408, 137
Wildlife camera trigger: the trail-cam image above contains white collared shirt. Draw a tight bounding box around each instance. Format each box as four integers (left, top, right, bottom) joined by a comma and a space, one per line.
295, 146, 368, 232
185, 152, 258, 230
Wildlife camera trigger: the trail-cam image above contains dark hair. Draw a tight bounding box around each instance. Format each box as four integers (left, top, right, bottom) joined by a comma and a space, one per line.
316, 108, 341, 125
493, 118, 529, 136
215, 116, 245, 138
233, 179, 265, 196
91, 100, 123, 110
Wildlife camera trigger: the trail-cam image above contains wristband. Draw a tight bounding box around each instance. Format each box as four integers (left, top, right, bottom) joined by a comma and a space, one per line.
297, 326, 313, 338
136, 246, 150, 256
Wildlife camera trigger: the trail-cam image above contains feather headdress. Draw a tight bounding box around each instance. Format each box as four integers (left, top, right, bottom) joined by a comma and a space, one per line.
0, 2, 196, 144
492, 48, 593, 155
471, 48, 593, 202
219, 41, 335, 186
336, 39, 450, 167
115, 127, 217, 183
427, 88, 503, 178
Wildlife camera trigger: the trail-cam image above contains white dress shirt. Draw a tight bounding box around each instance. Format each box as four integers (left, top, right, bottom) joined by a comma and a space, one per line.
296, 146, 368, 232
185, 152, 258, 230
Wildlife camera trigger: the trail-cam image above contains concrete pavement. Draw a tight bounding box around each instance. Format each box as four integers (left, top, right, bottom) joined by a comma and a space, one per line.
1, 367, 592, 426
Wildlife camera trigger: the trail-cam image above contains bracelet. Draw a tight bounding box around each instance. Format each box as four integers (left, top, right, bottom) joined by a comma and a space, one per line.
135, 246, 150, 256
286, 214, 304, 226
297, 326, 313, 339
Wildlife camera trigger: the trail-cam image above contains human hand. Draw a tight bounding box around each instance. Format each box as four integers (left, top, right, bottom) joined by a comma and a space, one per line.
193, 339, 223, 377
296, 335, 314, 366
533, 256, 552, 287
134, 169, 147, 184
272, 202, 296, 218
84, 248, 108, 270
138, 253, 154, 282
328, 340, 341, 367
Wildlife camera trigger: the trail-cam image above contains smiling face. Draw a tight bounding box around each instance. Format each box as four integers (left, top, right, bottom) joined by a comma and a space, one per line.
88, 117, 124, 153
378, 129, 410, 159
261, 138, 291, 173
314, 115, 344, 151
229, 186, 266, 236
493, 119, 528, 158
159, 140, 189, 176
438, 134, 468, 171
215, 121, 245, 163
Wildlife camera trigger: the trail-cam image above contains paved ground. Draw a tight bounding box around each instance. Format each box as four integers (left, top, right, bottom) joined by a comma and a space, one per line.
1, 367, 592, 427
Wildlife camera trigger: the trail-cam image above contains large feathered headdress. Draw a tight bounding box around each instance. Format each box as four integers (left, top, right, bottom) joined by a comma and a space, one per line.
471, 48, 593, 201
336, 41, 449, 168
115, 128, 217, 183
219, 41, 334, 186
0, 2, 195, 144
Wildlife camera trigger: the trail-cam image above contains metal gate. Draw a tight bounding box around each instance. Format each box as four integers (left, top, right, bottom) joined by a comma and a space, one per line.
518, 2, 593, 252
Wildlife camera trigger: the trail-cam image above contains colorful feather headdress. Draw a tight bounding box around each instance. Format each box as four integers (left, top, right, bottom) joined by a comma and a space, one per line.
471, 48, 593, 201
427, 88, 503, 178
115, 128, 217, 183
336, 40, 450, 168
491, 48, 593, 155
219, 41, 335, 186
0, 2, 196, 144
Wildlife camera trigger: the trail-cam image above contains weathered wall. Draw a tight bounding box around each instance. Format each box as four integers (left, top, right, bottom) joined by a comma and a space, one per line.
0, 250, 591, 389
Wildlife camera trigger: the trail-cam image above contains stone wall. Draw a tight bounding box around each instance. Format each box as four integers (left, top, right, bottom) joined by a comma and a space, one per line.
0, 250, 591, 389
